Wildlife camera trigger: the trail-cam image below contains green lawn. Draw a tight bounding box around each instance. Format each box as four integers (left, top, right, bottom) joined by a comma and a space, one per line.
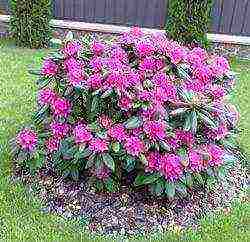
0, 39, 249, 242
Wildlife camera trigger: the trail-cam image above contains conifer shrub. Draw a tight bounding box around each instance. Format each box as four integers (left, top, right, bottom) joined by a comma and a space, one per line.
165, 0, 213, 48
9, 0, 52, 48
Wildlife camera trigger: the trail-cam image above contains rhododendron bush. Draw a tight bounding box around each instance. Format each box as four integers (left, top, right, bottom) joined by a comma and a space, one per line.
11, 28, 240, 198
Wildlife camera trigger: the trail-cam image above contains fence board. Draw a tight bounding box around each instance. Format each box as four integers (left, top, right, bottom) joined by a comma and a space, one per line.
242, 1, 250, 36
219, 0, 235, 34
230, 0, 248, 35
211, 0, 223, 32
125, 0, 137, 26
94, 0, 106, 23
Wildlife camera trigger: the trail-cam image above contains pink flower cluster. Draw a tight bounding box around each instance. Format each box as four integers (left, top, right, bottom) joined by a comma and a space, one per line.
146, 143, 225, 181
41, 59, 58, 77
73, 123, 92, 144
38, 88, 71, 118
18, 27, 238, 188
16, 128, 38, 151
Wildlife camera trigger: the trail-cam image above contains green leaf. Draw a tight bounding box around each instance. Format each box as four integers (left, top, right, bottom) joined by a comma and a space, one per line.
112, 142, 121, 153
193, 173, 205, 185
123, 156, 136, 172
71, 167, 80, 181
139, 154, 148, 166
101, 89, 113, 98
134, 173, 161, 186
185, 173, 193, 187
37, 78, 51, 88
50, 38, 62, 47
91, 95, 99, 113
206, 168, 214, 176
198, 112, 217, 129
217, 167, 227, 180
124, 116, 143, 129
177, 65, 191, 81
29, 153, 44, 173
176, 183, 188, 197
170, 107, 189, 116
159, 140, 171, 152
223, 154, 237, 168
102, 153, 115, 172
29, 69, 41, 76
85, 153, 96, 169
177, 87, 193, 102
65, 31, 74, 41
150, 180, 164, 196
184, 113, 192, 131
51, 52, 65, 60
75, 147, 92, 159
104, 178, 118, 192
165, 182, 176, 198
190, 111, 198, 133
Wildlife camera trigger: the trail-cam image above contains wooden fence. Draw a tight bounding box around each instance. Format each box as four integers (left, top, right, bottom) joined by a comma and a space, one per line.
0, 0, 250, 36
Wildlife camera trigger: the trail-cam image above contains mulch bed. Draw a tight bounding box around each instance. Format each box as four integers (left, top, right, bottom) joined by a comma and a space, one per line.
12, 161, 247, 237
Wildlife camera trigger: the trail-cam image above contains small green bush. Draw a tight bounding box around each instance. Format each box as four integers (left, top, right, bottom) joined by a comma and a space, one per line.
165, 0, 213, 48
10, 0, 52, 48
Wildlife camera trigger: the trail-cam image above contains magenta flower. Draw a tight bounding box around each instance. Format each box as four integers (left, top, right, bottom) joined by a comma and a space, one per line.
16, 128, 38, 151
98, 115, 113, 129
63, 41, 81, 57
94, 164, 111, 180
143, 120, 166, 141
67, 68, 86, 87
188, 149, 205, 172
126, 71, 141, 86
90, 41, 105, 56
118, 96, 133, 110
110, 46, 128, 63
207, 84, 226, 100
73, 123, 93, 144
206, 123, 229, 141
139, 57, 157, 72
175, 130, 194, 147
108, 124, 127, 142
87, 73, 103, 90
50, 122, 70, 139
210, 56, 230, 76
187, 47, 207, 65
89, 138, 109, 153
206, 144, 224, 167
38, 88, 57, 106
193, 64, 212, 83
124, 136, 144, 157
45, 137, 60, 153
64, 57, 84, 71
146, 152, 161, 172
152, 84, 177, 105
160, 154, 183, 182
184, 79, 205, 92
41, 59, 58, 77
106, 71, 129, 91
136, 41, 155, 57
51, 97, 71, 118
169, 44, 186, 64
137, 90, 152, 101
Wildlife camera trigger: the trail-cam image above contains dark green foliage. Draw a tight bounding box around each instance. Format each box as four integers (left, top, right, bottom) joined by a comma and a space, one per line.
165, 0, 213, 48
9, 0, 52, 48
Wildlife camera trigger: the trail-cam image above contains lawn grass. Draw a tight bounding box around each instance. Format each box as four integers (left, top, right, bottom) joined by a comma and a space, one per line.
0, 39, 249, 242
